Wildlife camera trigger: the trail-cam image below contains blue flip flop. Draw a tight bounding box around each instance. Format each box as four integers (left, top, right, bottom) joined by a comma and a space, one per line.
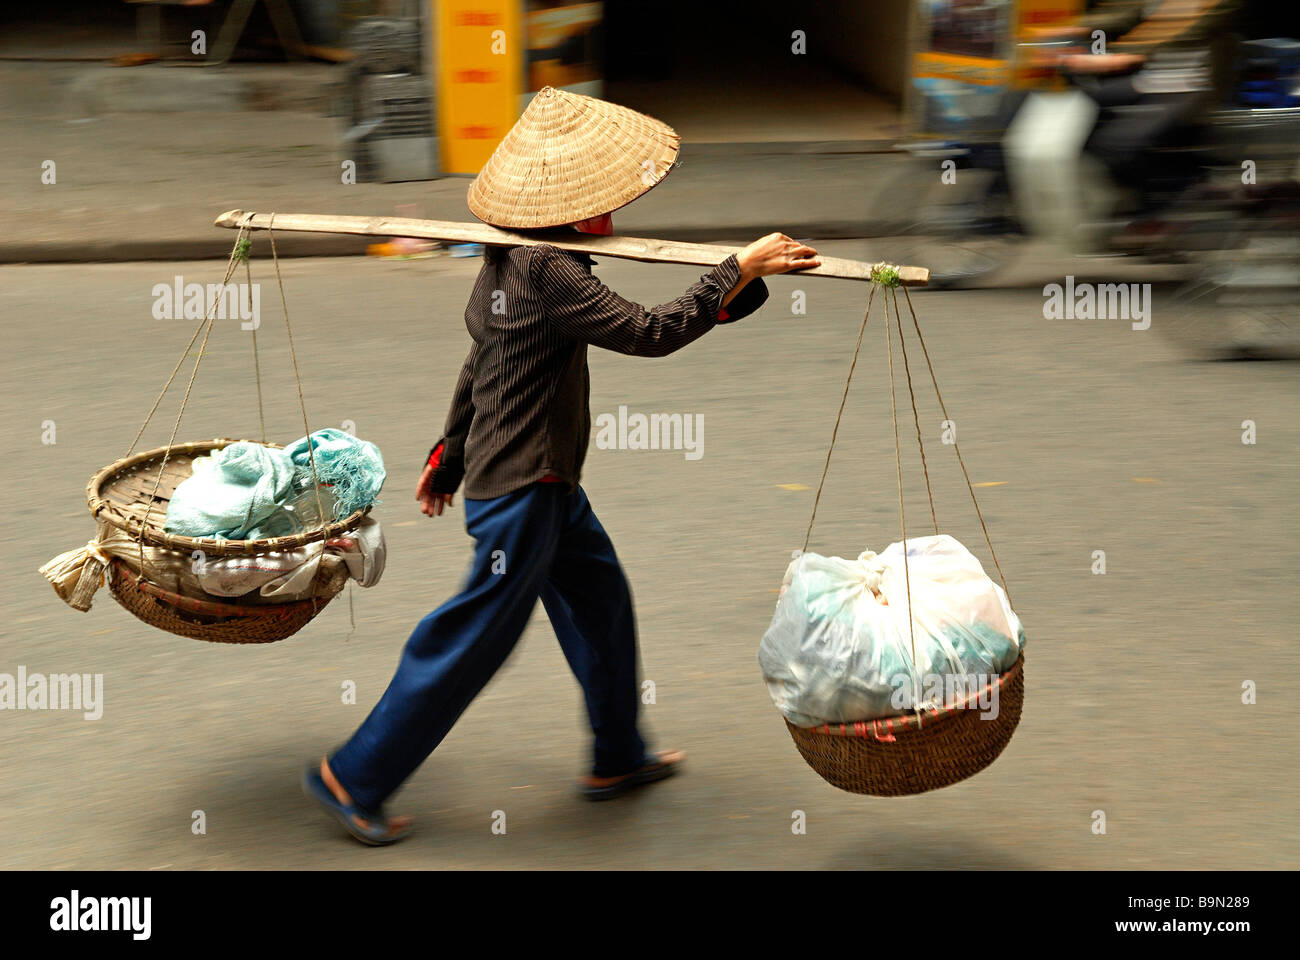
578, 749, 685, 801
301, 763, 411, 846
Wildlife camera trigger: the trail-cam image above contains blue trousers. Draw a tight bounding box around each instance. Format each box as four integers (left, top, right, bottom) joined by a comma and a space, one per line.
330, 483, 648, 813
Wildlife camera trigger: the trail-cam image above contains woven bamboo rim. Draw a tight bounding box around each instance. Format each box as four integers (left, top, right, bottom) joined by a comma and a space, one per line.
800, 654, 1024, 738
86, 438, 369, 557
107, 560, 331, 644
784, 655, 1024, 796
467, 86, 680, 229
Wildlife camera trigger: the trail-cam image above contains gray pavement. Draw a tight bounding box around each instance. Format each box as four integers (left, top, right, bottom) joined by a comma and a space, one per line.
0, 61, 914, 264
2, 248, 1296, 869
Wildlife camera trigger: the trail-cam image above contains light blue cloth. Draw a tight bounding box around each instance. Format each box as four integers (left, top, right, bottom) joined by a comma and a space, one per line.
164, 429, 387, 540
163, 442, 297, 540
282, 428, 386, 520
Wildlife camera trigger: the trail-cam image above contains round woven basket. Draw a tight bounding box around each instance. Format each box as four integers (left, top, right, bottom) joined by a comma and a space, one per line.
87, 439, 365, 643
784, 655, 1024, 796
87, 438, 369, 555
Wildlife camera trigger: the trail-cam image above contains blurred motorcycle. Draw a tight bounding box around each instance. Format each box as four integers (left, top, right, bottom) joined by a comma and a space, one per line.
895, 37, 1300, 359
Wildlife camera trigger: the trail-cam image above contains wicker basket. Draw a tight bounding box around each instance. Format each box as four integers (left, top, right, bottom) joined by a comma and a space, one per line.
87, 439, 366, 643
108, 560, 333, 644
784, 655, 1024, 796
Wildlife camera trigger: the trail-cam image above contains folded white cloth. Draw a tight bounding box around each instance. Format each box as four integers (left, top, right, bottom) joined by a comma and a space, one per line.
337, 515, 386, 588
196, 515, 387, 599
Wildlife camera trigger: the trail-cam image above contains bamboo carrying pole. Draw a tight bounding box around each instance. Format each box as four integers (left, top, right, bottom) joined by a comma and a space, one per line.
214, 210, 930, 286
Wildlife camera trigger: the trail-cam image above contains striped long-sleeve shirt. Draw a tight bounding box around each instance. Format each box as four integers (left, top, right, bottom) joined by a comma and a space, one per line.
428, 243, 768, 500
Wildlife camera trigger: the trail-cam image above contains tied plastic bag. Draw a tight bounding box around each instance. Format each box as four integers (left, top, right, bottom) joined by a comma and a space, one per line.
758, 534, 1025, 727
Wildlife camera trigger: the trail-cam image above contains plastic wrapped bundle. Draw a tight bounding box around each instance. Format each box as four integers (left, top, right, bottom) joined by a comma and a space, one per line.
162, 429, 387, 540
282, 428, 386, 521
759, 534, 1025, 727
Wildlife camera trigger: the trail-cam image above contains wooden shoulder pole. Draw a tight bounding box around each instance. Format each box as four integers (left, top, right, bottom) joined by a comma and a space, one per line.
214, 210, 929, 286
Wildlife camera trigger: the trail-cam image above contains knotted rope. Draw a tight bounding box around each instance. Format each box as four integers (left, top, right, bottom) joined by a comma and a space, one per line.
124, 215, 331, 590
799, 265, 1013, 722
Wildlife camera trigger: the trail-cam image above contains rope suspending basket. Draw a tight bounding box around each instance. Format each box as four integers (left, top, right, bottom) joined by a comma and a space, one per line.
44, 219, 367, 644
779, 267, 1025, 797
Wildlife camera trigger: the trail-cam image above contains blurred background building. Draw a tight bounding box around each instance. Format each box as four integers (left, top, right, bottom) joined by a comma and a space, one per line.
1, 0, 923, 178
3, 1, 1297, 356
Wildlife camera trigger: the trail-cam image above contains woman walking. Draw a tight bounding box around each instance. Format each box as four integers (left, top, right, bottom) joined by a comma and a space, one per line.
304, 86, 819, 844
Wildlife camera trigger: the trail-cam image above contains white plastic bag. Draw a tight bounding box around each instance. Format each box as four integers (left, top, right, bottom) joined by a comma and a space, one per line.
758, 534, 1024, 727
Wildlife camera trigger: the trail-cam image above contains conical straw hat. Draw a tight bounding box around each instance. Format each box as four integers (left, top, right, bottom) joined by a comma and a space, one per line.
467, 86, 680, 229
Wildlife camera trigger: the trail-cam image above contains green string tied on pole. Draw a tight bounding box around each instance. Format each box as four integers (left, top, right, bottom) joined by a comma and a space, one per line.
871, 263, 901, 288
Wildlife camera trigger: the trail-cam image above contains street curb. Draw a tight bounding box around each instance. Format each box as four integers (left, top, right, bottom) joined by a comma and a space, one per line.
0, 220, 909, 264
0, 234, 372, 264
60, 63, 337, 116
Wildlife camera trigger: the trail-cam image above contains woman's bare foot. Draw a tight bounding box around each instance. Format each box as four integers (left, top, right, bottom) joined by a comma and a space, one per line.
320, 756, 412, 837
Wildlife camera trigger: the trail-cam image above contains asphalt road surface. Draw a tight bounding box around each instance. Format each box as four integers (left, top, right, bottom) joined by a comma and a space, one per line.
3, 247, 1296, 869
